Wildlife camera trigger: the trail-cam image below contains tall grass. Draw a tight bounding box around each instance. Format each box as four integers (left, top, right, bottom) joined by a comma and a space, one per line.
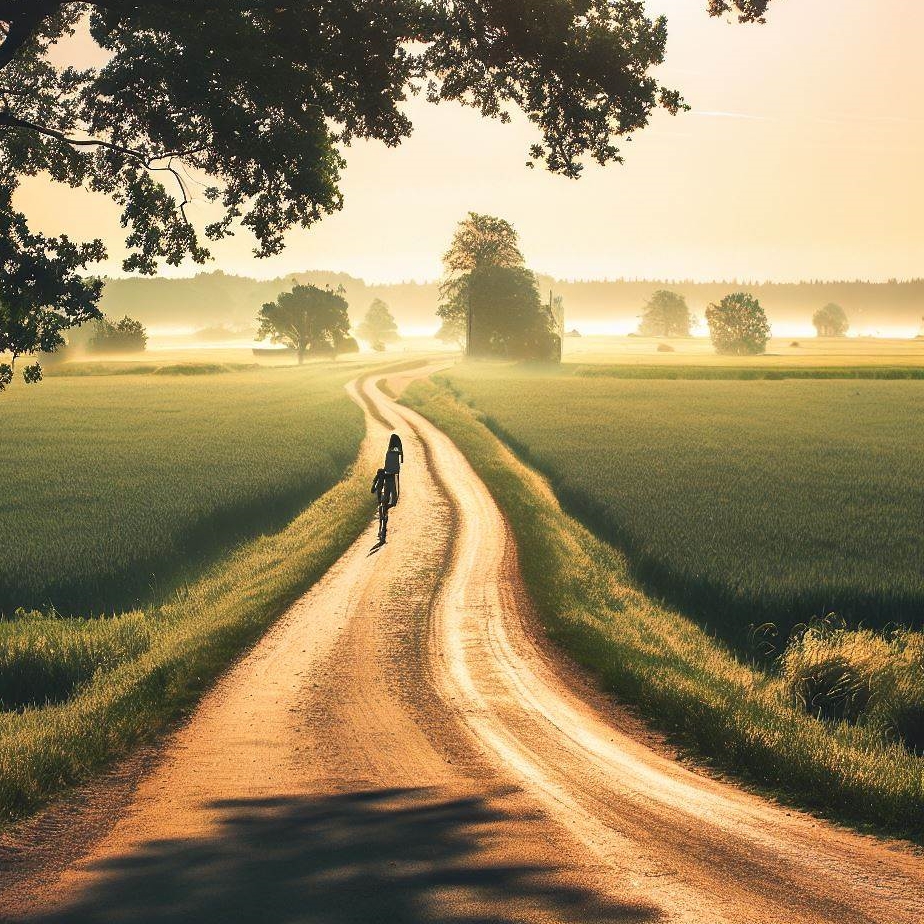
0, 611, 152, 710
779, 620, 924, 753
403, 378, 924, 837
0, 364, 364, 615
440, 366, 924, 647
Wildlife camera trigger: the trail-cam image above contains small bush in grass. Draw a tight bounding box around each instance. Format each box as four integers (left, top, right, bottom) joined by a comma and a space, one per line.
656, 342, 675, 353
872, 632, 924, 753
779, 620, 881, 722
780, 620, 924, 752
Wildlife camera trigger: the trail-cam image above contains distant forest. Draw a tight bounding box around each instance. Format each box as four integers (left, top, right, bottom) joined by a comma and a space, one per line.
98, 271, 924, 333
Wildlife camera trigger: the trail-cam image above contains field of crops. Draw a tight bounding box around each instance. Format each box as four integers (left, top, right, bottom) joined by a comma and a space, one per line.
1, 364, 365, 616
0, 360, 376, 819
405, 376, 924, 834
442, 365, 924, 648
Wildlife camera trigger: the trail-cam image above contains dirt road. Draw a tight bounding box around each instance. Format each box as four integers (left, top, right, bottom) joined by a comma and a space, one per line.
2, 369, 923, 923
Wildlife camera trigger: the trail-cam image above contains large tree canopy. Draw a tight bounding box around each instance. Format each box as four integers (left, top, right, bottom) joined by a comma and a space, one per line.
439, 212, 558, 360
438, 212, 524, 345
0, 0, 772, 380
256, 283, 351, 362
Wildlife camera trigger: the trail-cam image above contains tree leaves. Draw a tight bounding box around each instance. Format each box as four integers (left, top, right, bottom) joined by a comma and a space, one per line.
0, 187, 103, 386
438, 211, 558, 359
0, 1, 771, 368
256, 283, 351, 361
705, 292, 771, 355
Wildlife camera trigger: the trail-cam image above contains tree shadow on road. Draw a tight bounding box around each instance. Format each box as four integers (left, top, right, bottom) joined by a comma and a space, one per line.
34, 787, 664, 923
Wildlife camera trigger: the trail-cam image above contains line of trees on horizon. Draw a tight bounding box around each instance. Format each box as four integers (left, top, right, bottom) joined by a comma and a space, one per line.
635, 288, 853, 349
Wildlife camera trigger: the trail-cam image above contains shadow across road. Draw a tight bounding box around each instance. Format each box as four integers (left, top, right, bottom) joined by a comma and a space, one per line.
31, 787, 662, 923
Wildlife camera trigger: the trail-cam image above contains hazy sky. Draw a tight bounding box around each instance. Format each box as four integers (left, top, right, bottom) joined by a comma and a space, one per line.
15, 0, 924, 283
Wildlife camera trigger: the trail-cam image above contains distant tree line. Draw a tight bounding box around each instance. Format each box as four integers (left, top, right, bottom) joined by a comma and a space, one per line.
635, 288, 851, 354
87, 273, 916, 336
88, 315, 148, 354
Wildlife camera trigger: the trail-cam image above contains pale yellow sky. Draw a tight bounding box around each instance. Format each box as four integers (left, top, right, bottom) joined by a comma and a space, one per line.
15, 0, 924, 283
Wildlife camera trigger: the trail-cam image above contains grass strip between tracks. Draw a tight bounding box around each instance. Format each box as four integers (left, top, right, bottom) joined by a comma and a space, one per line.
403, 377, 924, 840
0, 418, 372, 825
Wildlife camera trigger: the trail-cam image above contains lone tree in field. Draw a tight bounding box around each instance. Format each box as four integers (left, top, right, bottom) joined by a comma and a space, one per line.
257, 284, 351, 363
438, 213, 558, 360
812, 303, 849, 338
356, 299, 399, 347
638, 290, 692, 337
87, 315, 147, 354
706, 293, 771, 355
0, 2, 772, 382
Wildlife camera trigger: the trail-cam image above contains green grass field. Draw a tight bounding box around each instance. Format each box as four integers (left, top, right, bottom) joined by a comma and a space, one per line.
440, 365, 924, 649
1, 364, 365, 616
405, 376, 924, 837
0, 360, 375, 820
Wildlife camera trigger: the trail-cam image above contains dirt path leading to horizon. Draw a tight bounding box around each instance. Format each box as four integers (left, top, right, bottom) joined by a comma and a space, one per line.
2, 368, 923, 924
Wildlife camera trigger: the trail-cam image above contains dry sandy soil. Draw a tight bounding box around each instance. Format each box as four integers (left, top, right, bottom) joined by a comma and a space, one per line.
1, 367, 923, 923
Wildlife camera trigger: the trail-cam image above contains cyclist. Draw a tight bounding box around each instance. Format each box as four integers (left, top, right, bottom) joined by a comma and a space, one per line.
371, 466, 398, 509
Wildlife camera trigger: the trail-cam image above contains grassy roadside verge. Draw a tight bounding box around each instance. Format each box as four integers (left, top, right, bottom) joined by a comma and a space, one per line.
0, 420, 372, 824
574, 364, 924, 380
403, 378, 924, 839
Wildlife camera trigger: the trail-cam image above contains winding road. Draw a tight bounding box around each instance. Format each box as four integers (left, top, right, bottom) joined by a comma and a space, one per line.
2, 367, 923, 923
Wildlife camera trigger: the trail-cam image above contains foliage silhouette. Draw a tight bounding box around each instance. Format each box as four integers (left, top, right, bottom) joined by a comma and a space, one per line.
638, 290, 692, 338
257, 284, 351, 363
813, 302, 849, 337
1, 1, 780, 367
87, 315, 147, 354
439, 213, 559, 361
356, 298, 399, 346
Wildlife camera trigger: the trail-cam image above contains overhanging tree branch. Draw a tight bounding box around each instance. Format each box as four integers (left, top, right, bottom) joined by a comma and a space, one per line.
0, 111, 203, 216
0, 1, 62, 70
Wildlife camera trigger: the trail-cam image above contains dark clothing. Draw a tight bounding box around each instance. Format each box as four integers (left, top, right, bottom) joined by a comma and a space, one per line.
384, 434, 403, 502
371, 469, 398, 508
384, 447, 401, 474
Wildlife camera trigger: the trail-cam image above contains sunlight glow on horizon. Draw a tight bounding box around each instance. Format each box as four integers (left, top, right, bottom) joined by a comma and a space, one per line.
14, 0, 924, 285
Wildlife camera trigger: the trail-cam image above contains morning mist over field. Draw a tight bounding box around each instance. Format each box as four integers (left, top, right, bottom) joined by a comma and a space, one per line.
98, 272, 924, 341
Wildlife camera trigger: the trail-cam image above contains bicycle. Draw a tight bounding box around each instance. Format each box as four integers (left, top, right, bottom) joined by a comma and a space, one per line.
377, 494, 389, 542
